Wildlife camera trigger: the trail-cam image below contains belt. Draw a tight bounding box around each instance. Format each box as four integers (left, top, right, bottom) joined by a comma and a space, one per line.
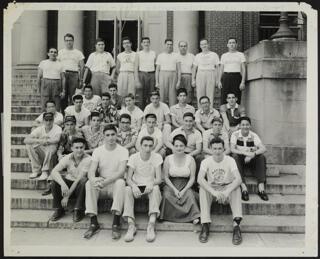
140, 71, 155, 73
224, 72, 241, 74
120, 71, 134, 73
181, 73, 192, 75
65, 70, 78, 73
92, 71, 110, 75
43, 78, 60, 80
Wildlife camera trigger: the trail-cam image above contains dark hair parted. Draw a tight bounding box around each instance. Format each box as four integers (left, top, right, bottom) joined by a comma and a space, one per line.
173, 134, 187, 146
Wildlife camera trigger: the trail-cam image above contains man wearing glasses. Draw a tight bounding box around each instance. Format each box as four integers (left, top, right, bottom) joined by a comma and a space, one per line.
116, 113, 138, 155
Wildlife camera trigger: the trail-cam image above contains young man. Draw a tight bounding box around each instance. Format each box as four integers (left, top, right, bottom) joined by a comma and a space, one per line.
50, 138, 91, 222
83, 38, 116, 96
220, 93, 246, 138
35, 100, 63, 127
24, 112, 62, 180
109, 83, 123, 110
82, 85, 102, 112
65, 94, 91, 129
170, 88, 195, 129
192, 39, 219, 105
198, 137, 243, 245
57, 33, 85, 108
123, 136, 163, 242
177, 41, 195, 103
37, 47, 66, 112
155, 39, 181, 107
230, 117, 269, 201
218, 38, 246, 104
94, 92, 119, 127
195, 96, 220, 134
134, 37, 157, 108
83, 125, 128, 240
119, 94, 144, 132
116, 37, 136, 96
116, 113, 138, 155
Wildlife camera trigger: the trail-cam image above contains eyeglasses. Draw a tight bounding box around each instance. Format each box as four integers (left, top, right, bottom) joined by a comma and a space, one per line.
200, 101, 209, 105
120, 121, 131, 124
44, 118, 53, 121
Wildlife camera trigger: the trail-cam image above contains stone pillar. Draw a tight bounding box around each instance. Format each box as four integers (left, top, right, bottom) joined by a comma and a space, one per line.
57, 11, 83, 52
173, 11, 199, 54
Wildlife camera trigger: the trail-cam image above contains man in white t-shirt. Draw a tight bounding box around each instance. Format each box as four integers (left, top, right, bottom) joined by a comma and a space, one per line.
198, 137, 243, 245
35, 100, 63, 127
82, 85, 101, 112
155, 39, 181, 107
192, 39, 219, 105
65, 94, 91, 129
218, 38, 246, 104
83, 125, 128, 240
116, 37, 137, 96
123, 136, 163, 242
120, 93, 144, 131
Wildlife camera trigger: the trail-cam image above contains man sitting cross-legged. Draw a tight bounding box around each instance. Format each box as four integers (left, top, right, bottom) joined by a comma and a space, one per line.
50, 137, 91, 222
198, 137, 243, 245
123, 136, 163, 242
83, 125, 128, 240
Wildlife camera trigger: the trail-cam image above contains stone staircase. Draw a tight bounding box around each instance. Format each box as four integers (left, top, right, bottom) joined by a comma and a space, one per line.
10, 68, 306, 234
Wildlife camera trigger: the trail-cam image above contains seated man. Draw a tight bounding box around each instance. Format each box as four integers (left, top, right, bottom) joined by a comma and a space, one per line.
230, 116, 268, 201
50, 137, 91, 222
123, 136, 163, 242
83, 125, 128, 240
136, 113, 166, 157
195, 96, 220, 134
203, 117, 230, 157
220, 93, 246, 138
170, 88, 195, 129
95, 92, 119, 127
82, 85, 102, 112
65, 94, 91, 129
198, 137, 243, 245
35, 100, 63, 127
116, 113, 138, 155
24, 112, 62, 180
109, 83, 123, 110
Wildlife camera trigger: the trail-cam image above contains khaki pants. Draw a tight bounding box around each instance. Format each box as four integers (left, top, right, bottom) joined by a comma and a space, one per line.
90, 72, 111, 96
85, 178, 125, 216
123, 185, 162, 220
40, 79, 62, 112
196, 70, 217, 105
26, 144, 57, 174
159, 71, 177, 107
118, 71, 135, 96
199, 186, 242, 224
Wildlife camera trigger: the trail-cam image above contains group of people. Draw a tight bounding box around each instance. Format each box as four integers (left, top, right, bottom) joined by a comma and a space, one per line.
24, 33, 270, 245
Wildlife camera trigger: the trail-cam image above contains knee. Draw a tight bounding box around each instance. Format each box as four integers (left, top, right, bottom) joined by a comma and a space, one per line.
152, 185, 160, 193
125, 186, 133, 194
115, 178, 125, 189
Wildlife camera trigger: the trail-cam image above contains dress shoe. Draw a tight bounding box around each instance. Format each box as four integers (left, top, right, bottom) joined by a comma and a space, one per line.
38, 171, 48, 181
232, 225, 242, 245
42, 188, 51, 196
111, 224, 121, 240
73, 209, 85, 222
50, 209, 65, 221
199, 223, 209, 243
257, 190, 269, 201
83, 224, 100, 239
29, 172, 40, 179
241, 191, 249, 201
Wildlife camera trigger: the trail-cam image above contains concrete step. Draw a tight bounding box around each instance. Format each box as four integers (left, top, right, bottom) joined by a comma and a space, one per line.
12, 106, 42, 113
12, 100, 41, 106
12, 94, 40, 101
11, 121, 34, 134
11, 209, 305, 233
11, 113, 40, 121
11, 134, 27, 145
11, 189, 305, 215
11, 172, 305, 195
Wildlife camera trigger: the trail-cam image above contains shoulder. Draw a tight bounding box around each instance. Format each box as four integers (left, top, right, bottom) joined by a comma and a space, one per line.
194, 128, 202, 137
160, 102, 169, 109
231, 130, 241, 138
220, 104, 227, 112
53, 124, 62, 132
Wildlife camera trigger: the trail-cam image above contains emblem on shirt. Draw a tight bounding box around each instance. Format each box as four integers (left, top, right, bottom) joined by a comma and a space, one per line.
211, 168, 226, 185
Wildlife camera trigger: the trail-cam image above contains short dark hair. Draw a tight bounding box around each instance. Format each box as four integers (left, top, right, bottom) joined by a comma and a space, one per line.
173, 134, 187, 146
72, 137, 86, 146
228, 37, 237, 43
72, 94, 83, 102
165, 38, 173, 44
95, 38, 105, 44
122, 36, 131, 43
150, 91, 160, 97
45, 100, 56, 107
124, 93, 135, 100
141, 37, 150, 42
199, 96, 210, 103
145, 113, 157, 121
83, 85, 93, 91
177, 88, 187, 96
64, 33, 74, 40
102, 92, 111, 99
239, 116, 251, 125
90, 111, 100, 120
103, 124, 117, 134
183, 112, 195, 120
226, 92, 237, 99
108, 83, 117, 90
120, 113, 131, 122
140, 136, 154, 145
211, 117, 223, 124
199, 38, 208, 43
209, 137, 225, 147
48, 47, 58, 52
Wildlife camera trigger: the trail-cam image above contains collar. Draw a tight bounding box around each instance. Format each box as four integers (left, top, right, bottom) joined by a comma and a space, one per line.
239, 130, 252, 138
180, 126, 195, 133
69, 153, 89, 162
200, 108, 214, 115
176, 103, 188, 109
226, 103, 239, 109
210, 130, 222, 136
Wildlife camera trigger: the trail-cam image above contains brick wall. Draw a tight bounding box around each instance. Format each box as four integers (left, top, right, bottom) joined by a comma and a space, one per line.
12, 68, 39, 95
167, 11, 174, 39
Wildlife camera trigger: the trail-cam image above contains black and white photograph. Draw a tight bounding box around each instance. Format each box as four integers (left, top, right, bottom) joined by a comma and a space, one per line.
2, 2, 318, 257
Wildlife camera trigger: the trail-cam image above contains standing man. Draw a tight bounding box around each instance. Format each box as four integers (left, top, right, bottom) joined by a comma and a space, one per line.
192, 39, 219, 105
177, 41, 195, 104
134, 37, 157, 109
155, 39, 181, 107
116, 37, 136, 97
83, 38, 116, 96
57, 33, 85, 110
218, 38, 246, 104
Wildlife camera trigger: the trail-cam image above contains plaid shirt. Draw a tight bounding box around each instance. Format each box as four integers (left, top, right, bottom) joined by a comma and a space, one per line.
95, 103, 119, 124
116, 127, 138, 146
58, 129, 85, 155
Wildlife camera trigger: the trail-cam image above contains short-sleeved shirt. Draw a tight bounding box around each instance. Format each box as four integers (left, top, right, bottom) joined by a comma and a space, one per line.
35, 112, 63, 126
156, 52, 180, 71
57, 48, 85, 72
117, 51, 136, 72
230, 130, 262, 153
178, 53, 195, 74
58, 130, 85, 155
39, 59, 64, 79
195, 108, 221, 130
170, 104, 195, 127
220, 103, 246, 127
92, 144, 129, 178
82, 95, 101, 112
136, 127, 163, 151
30, 124, 62, 147
119, 106, 144, 130
111, 94, 123, 110
144, 102, 170, 128
64, 105, 91, 128
54, 153, 92, 181
200, 155, 238, 187
220, 51, 246, 73
95, 103, 119, 125
85, 52, 116, 74
169, 127, 202, 153
117, 128, 138, 146
138, 50, 156, 72
81, 125, 105, 149
203, 129, 230, 153
193, 51, 219, 71
127, 152, 163, 185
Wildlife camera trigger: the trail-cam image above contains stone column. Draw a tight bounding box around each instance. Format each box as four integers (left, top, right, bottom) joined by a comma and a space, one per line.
173, 11, 199, 54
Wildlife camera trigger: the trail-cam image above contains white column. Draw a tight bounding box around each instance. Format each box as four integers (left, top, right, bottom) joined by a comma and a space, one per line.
173, 11, 199, 54
57, 11, 83, 52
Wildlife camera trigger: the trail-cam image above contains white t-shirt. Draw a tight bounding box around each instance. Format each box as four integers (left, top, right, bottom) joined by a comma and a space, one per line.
220, 51, 246, 73
57, 48, 85, 72
119, 106, 144, 130
156, 52, 180, 71
85, 52, 116, 74
82, 95, 101, 112
136, 127, 163, 151
230, 130, 262, 153
193, 51, 220, 71
178, 53, 195, 74
92, 144, 129, 178
127, 152, 163, 185
30, 124, 62, 147
64, 105, 91, 128
144, 102, 170, 128
39, 60, 64, 79
138, 50, 156, 72
117, 51, 136, 72
35, 112, 63, 126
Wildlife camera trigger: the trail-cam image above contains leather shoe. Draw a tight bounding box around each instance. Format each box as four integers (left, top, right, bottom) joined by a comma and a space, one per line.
111, 224, 121, 240
83, 224, 100, 239
199, 223, 209, 243
73, 209, 85, 222
258, 190, 269, 201
232, 225, 242, 245
42, 188, 51, 196
241, 191, 249, 201
50, 209, 65, 221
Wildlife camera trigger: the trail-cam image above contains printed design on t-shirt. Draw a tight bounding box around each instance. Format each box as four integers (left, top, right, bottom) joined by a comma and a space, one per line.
123, 55, 134, 64
210, 168, 226, 185
84, 102, 95, 112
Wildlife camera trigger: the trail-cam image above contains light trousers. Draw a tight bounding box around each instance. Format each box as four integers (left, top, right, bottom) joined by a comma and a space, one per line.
90, 72, 111, 96
118, 71, 135, 97
196, 70, 217, 105
159, 71, 177, 107
26, 144, 57, 174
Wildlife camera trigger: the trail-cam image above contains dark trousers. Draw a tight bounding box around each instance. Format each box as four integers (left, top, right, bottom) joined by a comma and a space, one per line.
61, 71, 80, 114
232, 153, 266, 184
139, 71, 155, 109
220, 72, 242, 104
41, 79, 62, 112
51, 176, 87, 210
